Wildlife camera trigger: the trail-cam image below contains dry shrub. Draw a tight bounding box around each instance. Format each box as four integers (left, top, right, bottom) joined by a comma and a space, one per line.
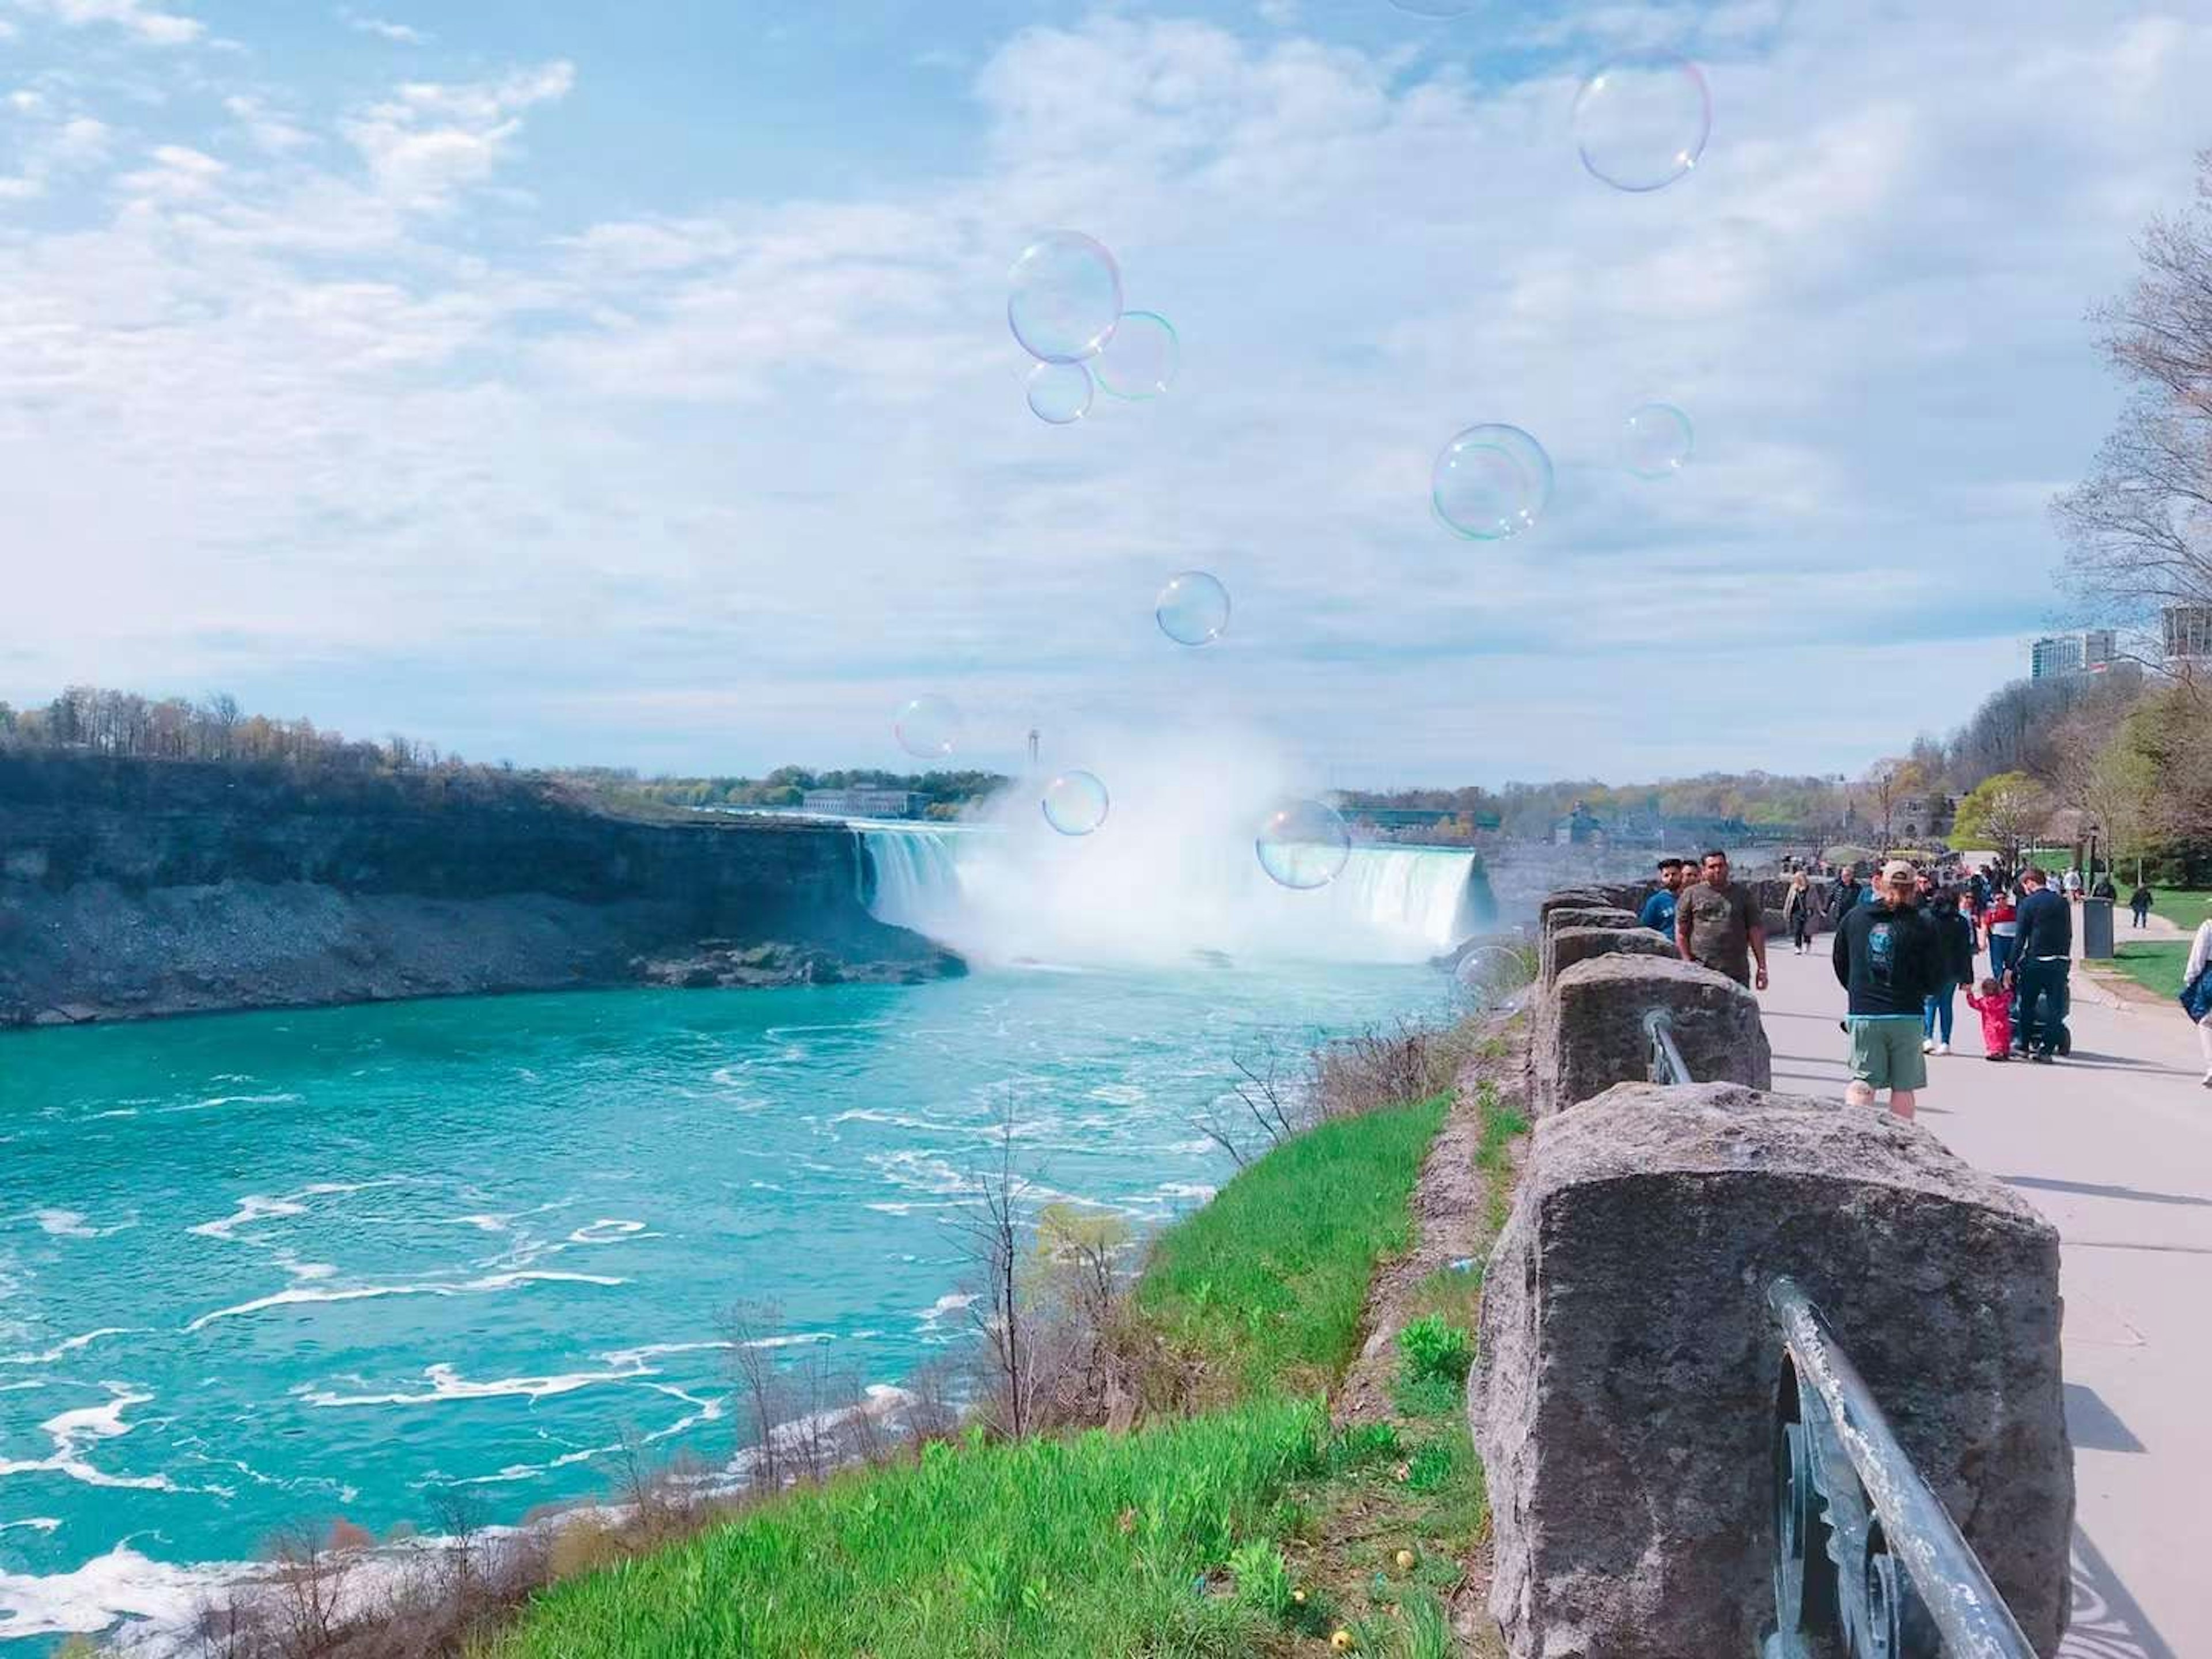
544, 1518, 626, 1581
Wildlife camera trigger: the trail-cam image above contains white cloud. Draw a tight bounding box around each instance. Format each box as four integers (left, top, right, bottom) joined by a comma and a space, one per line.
8, 0, 202, 45
341, 11, 430, 46
2, 6, 2210, 781
340, 60, 574, 210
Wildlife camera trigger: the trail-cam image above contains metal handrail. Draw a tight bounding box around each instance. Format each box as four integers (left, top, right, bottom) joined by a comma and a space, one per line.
1766, 1277, 2037, 1659
1645, 1008, 1692, 1085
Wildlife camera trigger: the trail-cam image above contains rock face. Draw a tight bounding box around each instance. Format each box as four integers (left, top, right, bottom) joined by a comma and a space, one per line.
0, 754, 960, 1025
1537, 906, 1641, 984
1547, 925, 1672, 984
1471, 1082, 2073, 1658
1533, 953, 1771, 1114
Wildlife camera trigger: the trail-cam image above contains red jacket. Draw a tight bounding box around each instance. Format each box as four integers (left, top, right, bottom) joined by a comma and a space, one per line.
1964, 988, 2012, 1053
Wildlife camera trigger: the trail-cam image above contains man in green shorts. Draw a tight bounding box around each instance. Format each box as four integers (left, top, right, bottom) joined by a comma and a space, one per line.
1832, 859, 1937, 1118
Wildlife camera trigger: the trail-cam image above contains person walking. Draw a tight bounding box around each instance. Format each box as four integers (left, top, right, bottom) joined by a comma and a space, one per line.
1827, 865, 1864, 929
2185, 902, 2212, 1088
1675, 849, 1771, 991
2130, 880, 2154, 929
1783, 871, 1818, 956
1921, 888, 1976, 1056
1963, 976, 2013, 1062
1984, 886, 2019, 981
1834, 860, 1937, 1118
1638, 858, 1687, 936
2009, 867, 2073, 1063
2063, 866, 2085, 904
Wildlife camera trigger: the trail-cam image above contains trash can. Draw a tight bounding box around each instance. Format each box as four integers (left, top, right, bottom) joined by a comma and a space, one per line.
2082, 896, 2115, 960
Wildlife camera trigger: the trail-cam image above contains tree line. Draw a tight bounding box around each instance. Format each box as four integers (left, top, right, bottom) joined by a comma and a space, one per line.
0, 685, 473, 774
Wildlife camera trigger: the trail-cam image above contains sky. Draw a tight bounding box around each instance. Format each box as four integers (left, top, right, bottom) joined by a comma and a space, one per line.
1, 0, 2206, 786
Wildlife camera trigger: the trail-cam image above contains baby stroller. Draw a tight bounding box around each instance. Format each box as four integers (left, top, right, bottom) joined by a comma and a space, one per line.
2009, 972, 2073, 1057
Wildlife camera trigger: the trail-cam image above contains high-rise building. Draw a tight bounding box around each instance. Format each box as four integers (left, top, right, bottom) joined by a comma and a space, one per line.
2029, 634, 2085, 680
2162, 605, 2212, 665
2029, 629, 2120, 679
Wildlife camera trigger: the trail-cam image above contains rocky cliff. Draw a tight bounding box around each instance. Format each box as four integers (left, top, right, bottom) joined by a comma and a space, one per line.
0, 754, 961, 1027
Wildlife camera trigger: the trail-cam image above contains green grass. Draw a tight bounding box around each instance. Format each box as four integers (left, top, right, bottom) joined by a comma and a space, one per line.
2109, 941, 2190, 999
2149, 887, 2212, 931
1135, 1096, 1451, 1398
487, 1400, 1355, 1659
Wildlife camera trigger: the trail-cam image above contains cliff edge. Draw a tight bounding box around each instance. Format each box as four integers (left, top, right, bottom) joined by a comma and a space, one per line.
0, 753, 962, 1028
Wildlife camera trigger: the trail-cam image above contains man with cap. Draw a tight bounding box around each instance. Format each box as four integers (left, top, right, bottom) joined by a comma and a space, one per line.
1833, 859, 1938, 1118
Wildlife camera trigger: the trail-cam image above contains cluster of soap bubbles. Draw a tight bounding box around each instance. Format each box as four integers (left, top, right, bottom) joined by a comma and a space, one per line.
1419, 43, 1707, 539
889, 33, 1714, 885
1008, 232, 1180, 426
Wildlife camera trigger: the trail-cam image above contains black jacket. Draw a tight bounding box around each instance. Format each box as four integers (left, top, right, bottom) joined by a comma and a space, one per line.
2013, 888, 2072, 961
1929, 907, 1976, 984
1833, 902, 1937, 1017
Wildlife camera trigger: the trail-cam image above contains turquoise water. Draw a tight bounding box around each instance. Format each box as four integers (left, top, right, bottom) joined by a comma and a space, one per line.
0, 962, 1447, 1642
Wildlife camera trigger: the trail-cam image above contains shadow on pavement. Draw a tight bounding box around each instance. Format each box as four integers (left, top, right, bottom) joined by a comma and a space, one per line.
2005, 1175, 2212, 1207
2062, 1526, 2176, 1658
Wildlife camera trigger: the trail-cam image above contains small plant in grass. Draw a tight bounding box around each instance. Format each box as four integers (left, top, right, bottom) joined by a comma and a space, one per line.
1393, 1373, 1462, 1419
1397, 1315, 1474, 1387
1403, 1440, 1456, 1494
1399, 1592, 1456, 1658
1228, 1537, 1295, 1618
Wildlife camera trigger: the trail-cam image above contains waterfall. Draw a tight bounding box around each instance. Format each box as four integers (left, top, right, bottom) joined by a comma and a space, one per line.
858, 824, 1490, 967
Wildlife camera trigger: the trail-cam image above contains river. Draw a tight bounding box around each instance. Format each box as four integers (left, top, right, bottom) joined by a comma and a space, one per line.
0, 834, 1488, 1646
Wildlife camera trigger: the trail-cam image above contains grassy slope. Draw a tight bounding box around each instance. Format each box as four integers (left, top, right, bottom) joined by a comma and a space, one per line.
2111, 941, 2189, 999
2149, 888, 2212, 931
489, 1097, 1456, 1659
1137, 1097, 1450, 1399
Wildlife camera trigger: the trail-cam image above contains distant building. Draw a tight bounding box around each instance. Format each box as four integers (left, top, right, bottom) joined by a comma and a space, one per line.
1552, 801, 1605, 846
2162, 605, 2212, 665
802, 788, 925, 819
2029, 634, 2085, 680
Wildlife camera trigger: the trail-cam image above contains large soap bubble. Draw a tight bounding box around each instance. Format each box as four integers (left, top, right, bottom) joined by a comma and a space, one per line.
1432, 424, 1552, 540
1454, 944, 1533, 1007
1027, 361, 1093, 426
1156, 570, 1230, 646
1256, 800, 1352, 891
1094, 310, 1180, 400
1571, 54, 1711, 193
1041, 770, 1111, 836
893, 695, 964, 760
1008, 231, 1123, 363
1621, 402, 1694, 477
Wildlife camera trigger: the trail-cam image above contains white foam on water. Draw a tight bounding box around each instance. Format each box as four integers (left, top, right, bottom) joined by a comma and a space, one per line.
297, 1362, 645, 1410
914, 1293, 976, 1331
0, 1517, 59, 1535
0, 1544, 226, 1641
1157, 1182, 1217, 1200
164, 1092, 304, 1115
1, 1328, 138, 1369
0, 1384, 177, 1493
565, 1219, 652, 1245
185, 1195, 307, 1242
183, 1270, 624, 1333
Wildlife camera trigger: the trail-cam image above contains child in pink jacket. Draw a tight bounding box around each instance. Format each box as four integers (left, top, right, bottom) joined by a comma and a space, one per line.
1964, 976, 2013, 1061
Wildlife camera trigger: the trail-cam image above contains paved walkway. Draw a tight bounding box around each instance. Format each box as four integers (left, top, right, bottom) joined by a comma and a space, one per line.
1759, 940, 2211, 1658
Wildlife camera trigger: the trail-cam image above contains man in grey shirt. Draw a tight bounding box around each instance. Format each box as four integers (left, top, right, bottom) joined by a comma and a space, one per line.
1675, 849, 1770, 991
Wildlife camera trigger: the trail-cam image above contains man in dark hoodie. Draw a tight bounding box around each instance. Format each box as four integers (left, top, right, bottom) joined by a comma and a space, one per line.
1835, 860, 1938, 1118
2009, 866, 2073, 1063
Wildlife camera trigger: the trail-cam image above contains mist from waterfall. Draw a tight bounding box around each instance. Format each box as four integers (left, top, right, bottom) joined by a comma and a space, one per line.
858, 733, 1489, 969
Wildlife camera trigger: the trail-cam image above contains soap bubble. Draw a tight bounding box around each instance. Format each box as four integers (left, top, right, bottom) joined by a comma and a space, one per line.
1008, 231, 1122, 363
893, 695, 964, 760
1156, 570, 1230, 646
1571, 54, 1710, 193
1622, 402, 1694, 477
1041, 770, 1111, 836
1432, 424, 1552, 540
1386, 0, 1475, 14
1094, 310, 1180, 400
1027, 361, 1093, 426
1256, 800, 1352, 891
1455, 945, 1531, 1006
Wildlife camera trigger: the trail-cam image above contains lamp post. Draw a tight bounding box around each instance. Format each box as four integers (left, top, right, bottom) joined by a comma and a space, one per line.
2086, 821, 2100, 891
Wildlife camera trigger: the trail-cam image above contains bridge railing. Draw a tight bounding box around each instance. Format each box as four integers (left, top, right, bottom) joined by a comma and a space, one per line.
1766, 1277, 2039, 1659
1645, 1007, 1692, 1085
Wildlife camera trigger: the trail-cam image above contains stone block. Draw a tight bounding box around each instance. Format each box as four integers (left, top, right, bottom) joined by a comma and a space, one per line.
1538, 906, 1641, 985
1471, 1082, 2071, 1658
1547, 925, 1671, 986
1535, 954, 1768, 1113
1537, 889, 1611, 925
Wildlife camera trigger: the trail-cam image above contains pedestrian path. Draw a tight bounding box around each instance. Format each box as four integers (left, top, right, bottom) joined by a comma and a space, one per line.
1759, 942, 2210, 1659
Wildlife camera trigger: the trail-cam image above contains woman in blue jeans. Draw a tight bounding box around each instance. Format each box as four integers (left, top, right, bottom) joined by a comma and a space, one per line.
1922, 890, 1978, 1055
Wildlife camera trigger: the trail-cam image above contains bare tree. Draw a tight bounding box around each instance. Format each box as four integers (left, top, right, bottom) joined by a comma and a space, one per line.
2054, 149, 2212, 631
955, 1099, 1033, 1440
721, 1299, 790, 1494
